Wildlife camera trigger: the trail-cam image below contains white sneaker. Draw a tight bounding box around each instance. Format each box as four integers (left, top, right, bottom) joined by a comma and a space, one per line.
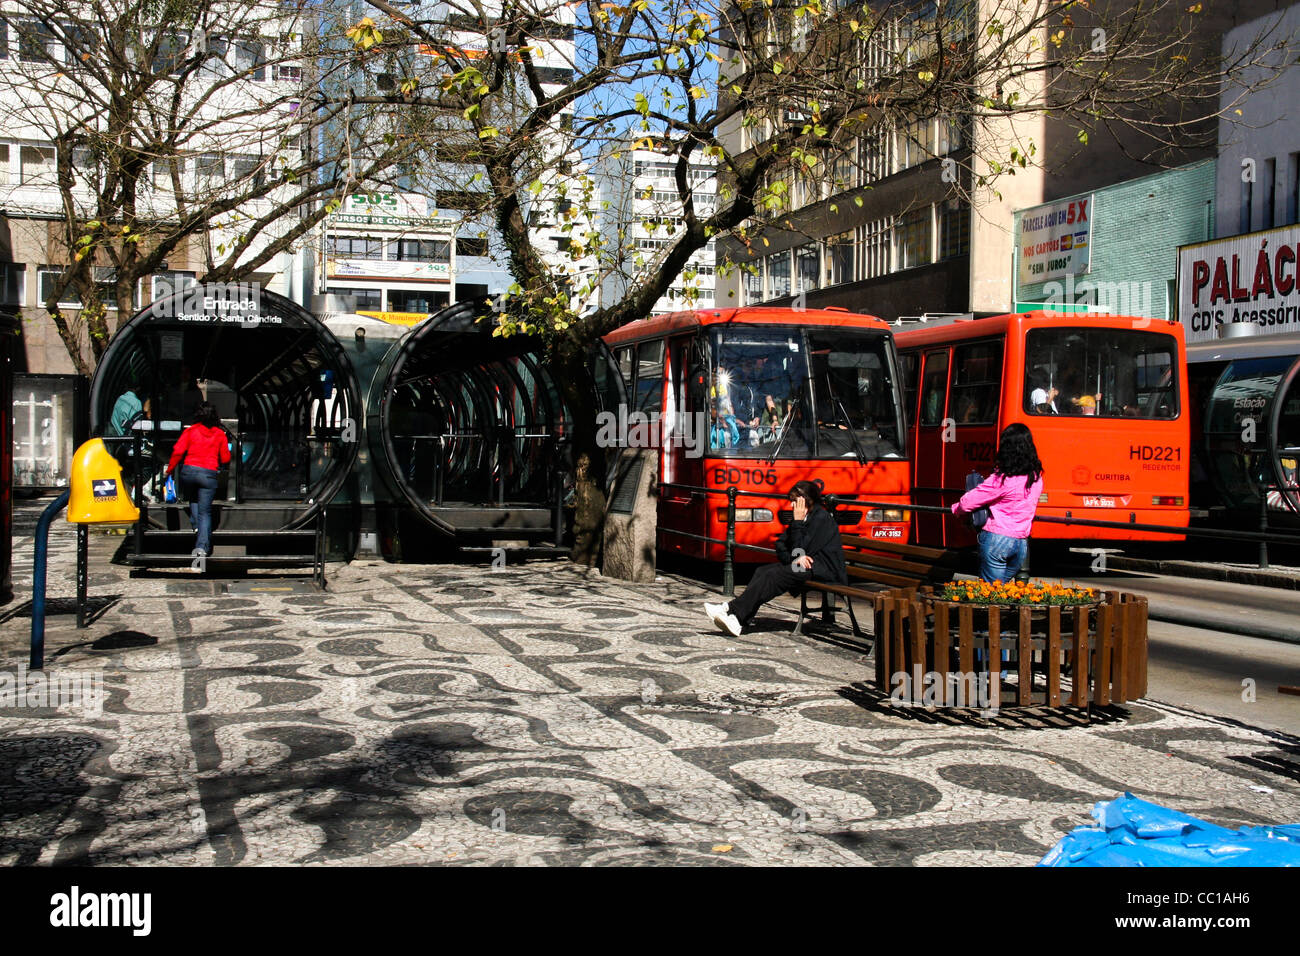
704, 602, 743, 638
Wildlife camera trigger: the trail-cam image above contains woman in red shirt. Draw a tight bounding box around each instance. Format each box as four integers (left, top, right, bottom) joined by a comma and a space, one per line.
165, 402, 231, 557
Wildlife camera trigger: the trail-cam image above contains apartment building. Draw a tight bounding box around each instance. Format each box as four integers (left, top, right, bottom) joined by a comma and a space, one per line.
0, 1, 320, 373
596, 143, 718, 316
715, 0, 1283, 322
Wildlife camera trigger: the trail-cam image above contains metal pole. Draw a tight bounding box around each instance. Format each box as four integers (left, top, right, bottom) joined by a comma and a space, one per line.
76, 524, 88, 629
31, 489, 71, 670
1259, 483, 1270, 570
133, 431, 144, 559
723, 485, 737, 597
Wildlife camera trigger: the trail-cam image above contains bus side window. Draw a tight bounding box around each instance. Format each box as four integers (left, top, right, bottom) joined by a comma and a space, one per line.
919, 350, 949, 426
687, 334, 709, 414
616, 346, 635, 397
635, 339, 665, 413
900, 352, 919, 427
950, 340, 1003, 424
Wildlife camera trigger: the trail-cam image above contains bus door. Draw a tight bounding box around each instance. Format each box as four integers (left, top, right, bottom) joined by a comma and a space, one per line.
943, 339, 1003, 547
659, 333, 708, 556
914, 348, 950, 544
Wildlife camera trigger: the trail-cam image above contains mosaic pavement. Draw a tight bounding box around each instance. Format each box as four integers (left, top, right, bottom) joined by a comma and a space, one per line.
1, 514, 1299, 866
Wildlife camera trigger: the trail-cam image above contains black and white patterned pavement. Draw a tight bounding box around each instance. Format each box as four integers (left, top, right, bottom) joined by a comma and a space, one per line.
2, 509, 1298, 865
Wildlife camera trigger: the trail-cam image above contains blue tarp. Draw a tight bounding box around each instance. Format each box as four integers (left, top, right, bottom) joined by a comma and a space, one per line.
1039, 793, 1300, 866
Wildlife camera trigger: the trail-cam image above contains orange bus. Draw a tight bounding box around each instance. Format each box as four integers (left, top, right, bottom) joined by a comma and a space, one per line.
603, 307, 911, 562
894, 311, 1190, 546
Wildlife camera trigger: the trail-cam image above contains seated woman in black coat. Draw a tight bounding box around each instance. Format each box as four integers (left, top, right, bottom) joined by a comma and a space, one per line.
705, 480, 847, 636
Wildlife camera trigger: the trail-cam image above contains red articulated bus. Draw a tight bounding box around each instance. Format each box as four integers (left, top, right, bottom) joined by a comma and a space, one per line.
894, 311, 1190, 547
603, 307, 911, 562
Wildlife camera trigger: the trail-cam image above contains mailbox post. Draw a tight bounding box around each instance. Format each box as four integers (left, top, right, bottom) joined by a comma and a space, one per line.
29, 439, 140, 669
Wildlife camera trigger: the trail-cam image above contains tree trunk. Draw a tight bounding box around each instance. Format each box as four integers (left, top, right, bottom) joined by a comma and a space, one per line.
550, 338, 606, 567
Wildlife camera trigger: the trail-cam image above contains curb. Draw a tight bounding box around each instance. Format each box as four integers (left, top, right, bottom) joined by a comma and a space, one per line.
1143, 602, 1300, 645
1103, 555, 1300, 591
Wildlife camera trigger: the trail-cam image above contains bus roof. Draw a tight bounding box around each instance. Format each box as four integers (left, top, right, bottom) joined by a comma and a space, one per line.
892, 311, 1184, 347
1186, 331, 1300, 364
604, 306, 889, 346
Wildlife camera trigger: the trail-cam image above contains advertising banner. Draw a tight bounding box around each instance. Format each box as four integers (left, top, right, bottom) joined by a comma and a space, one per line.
1178, 224, 1300, 343
1017, 196, 1094, 287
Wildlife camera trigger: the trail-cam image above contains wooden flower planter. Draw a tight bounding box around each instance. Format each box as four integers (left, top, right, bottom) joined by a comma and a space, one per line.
871, 587, 1148, 710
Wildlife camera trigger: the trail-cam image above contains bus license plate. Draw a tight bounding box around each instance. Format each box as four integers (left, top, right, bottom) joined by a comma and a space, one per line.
871, 525, 904, 539
1083, 496, 1117, 508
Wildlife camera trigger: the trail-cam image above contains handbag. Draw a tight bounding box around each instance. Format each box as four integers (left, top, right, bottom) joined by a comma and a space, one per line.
965, 471, 990, 530
164, 475, 178, 503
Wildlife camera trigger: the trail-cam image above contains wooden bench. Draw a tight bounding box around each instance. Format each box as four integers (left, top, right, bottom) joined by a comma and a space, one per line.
792, 535, 959, 640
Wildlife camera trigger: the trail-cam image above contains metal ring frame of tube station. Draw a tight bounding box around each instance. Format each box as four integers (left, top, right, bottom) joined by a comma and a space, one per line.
369, 301, 571, 547
90, 283, 361, 530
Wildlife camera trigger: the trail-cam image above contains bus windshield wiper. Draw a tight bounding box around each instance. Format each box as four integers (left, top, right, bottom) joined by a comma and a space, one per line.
833, 394, 869, 465
767, 381, 804, 465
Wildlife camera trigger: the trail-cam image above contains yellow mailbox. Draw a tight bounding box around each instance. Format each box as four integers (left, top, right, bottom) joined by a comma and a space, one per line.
67, 439, 141, 525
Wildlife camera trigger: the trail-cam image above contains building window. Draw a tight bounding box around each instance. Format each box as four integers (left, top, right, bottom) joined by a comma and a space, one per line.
893, 207, 932, 270
768, 251, 791, 299
796, 243, 821, 292
897, 116, 935, 171
331, 286, 382, 310
937, 115, 966, 155
862, 133, 892, 183
196, 152, 224, 187
274, 63, 302, 82
827, 231, 855, 286
395, 239, 450, 262
436, 190, 483, 211
0, 144, 8, 186
231, 40, 266, 80
152, 160, 179, 189
17, 20, 59, 63
861, 218, 891, 280
554, 236, 571, 253
939, 200, 970, 260
1, 262, 26, 307
388, 289, 449, 312
328, 236, 384, 259
151, 271, 196, 300
38, 265, 137, 308
456, 235, 489, 257
230, 155, 265, 190
532, 66, 572, 86
20, 145, 55, 185
743, 261, 764, 304
0, 20, 7, 60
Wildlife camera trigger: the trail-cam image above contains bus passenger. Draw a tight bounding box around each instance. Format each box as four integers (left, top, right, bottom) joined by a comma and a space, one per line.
165, 402, 232, 559
1029, 377, 1060, 414
710, 401, 741, 448
704, 480, 846, 636
951, 423, 1044, 582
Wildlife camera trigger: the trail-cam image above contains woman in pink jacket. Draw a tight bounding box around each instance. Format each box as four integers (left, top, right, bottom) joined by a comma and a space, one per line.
951, 423, 1044, 582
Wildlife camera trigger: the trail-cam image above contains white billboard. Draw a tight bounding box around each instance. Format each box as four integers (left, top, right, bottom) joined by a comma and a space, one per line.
1178, 223, 1300, 343
1017, 195, 1093, 287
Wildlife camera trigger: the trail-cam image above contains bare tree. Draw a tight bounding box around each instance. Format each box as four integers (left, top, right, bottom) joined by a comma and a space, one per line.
0, 0, 429, 375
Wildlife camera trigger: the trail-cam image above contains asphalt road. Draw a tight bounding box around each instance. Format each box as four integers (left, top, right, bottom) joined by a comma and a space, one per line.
1144, 619, 1300, 734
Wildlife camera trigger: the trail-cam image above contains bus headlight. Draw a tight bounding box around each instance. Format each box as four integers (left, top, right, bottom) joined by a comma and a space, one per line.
717, 508, 775, 522
865, 508, 883, 521
864, 508, 906, 521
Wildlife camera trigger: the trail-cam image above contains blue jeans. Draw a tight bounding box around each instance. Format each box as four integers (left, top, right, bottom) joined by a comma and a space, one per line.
180, 465, 219, 555
978, 531, 1028, 583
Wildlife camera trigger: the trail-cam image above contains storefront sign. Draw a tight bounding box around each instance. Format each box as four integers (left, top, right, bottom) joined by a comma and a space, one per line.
327, 258, 450, 281
1178, 224, 1300, 343
1017, 196, 1093, 286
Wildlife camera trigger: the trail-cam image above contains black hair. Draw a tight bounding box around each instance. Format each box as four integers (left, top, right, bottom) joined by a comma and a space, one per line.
788, 479, 826, 511
194, 401, 220, 428
993, 422, 1044, 485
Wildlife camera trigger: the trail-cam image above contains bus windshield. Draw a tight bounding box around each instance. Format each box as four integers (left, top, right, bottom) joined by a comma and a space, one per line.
708, 326, 904, 459
1023, 328, 1178, 419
